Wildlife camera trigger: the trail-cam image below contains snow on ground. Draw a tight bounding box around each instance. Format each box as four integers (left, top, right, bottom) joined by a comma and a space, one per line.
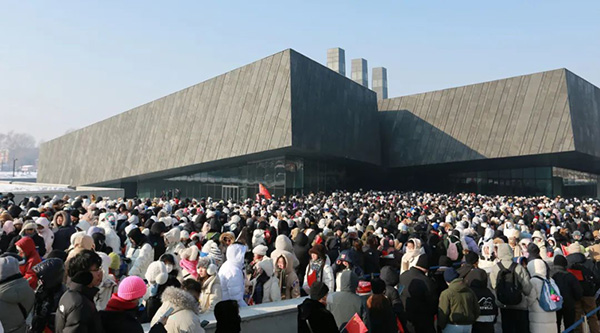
0, 171, 37, 179
0, 183, 73, 193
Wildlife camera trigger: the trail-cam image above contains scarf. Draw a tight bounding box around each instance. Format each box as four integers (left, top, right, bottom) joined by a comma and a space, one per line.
105, 293, 139, 312
309, 258, 325, 282
179, 258, 198, 279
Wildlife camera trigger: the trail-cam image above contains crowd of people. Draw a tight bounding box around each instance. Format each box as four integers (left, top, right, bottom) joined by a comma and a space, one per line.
1, 190, 600, 332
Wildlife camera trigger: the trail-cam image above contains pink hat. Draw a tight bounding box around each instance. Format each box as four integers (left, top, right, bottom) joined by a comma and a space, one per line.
117, 276, 147, 301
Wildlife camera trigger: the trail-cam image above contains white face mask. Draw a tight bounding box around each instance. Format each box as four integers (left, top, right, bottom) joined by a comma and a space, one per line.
165, 264, 174, 273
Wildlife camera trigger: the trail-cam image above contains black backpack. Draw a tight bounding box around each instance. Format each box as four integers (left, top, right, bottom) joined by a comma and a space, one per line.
496, 262, 523, 305
569, 263, 597, 296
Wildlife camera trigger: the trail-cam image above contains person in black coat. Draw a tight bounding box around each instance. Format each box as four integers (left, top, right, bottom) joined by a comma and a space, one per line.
52, 212, 76, 252
7, 222, 46, 257
553, 255, 583, 332
0, 220, 22, 253
298, 281, 339, 333
55, 250, 104, 333
293, 232, 311, 287
363, 235, 381, 275
380, 265, 406, 329
365, 278, 398, 333
399, 254, 437, 333
31, 258, 66, 333
148, 222, 166, 261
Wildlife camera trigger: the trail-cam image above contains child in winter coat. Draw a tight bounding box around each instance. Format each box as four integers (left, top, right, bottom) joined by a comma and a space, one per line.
31, 258, 66, 333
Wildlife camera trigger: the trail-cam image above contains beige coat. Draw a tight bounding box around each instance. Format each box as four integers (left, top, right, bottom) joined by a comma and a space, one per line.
199, 274, 222, 313
151, 286, 205, 333
490, 243, 532, 311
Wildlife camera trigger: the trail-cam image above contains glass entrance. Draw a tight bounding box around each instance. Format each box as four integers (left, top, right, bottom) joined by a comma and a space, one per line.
222, 185, 239, 201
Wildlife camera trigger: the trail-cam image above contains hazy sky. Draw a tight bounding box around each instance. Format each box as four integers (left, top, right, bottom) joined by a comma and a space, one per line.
1, 1, 599, 143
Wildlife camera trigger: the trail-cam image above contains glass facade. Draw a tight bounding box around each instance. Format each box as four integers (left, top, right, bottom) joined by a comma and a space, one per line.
448, 166, 598, 197
136, 156, 357, 200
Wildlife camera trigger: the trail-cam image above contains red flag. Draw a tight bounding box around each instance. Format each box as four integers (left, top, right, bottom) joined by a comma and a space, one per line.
343, 313, 368, 333
561, 244, 569, 257
258, 183, 272, 200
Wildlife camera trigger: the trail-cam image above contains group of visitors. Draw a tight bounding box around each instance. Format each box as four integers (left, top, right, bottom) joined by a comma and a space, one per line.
1, 190, 600, 332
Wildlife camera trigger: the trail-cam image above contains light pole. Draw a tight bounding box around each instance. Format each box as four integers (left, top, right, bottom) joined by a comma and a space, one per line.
12, 158, 18, 177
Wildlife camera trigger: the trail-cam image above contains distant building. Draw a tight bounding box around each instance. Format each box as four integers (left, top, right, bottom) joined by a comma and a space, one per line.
39, 49, 600, 198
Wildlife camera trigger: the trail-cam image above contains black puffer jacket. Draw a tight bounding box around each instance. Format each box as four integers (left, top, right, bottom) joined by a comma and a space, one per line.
55, 281, 103, 333
293, 233, 310, 285
399, 267, 438, 331
380, 266, 406, 328
298, 298, 339, 333
31, 258, 66, 333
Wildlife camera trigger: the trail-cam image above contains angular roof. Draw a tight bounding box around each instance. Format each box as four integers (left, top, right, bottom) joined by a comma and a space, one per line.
379, 69, 600, 169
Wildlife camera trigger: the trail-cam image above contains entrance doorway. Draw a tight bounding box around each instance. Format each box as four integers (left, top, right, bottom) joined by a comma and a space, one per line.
222, 185, 239, 201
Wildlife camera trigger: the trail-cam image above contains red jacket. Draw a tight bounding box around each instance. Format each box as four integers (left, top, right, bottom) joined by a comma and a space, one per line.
16, 236, 41, 289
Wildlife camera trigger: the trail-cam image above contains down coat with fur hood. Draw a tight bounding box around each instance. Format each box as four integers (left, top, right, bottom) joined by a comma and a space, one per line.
151, 287, 205, 333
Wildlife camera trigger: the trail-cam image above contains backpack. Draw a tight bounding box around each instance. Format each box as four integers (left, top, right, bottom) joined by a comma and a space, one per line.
568, 263, 597, 296
495, 262, 523, 305
532, 276, 563, 312
447, 240, 459, 261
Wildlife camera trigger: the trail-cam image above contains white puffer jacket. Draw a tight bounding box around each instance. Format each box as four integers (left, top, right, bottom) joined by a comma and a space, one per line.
527, 259, 558, 333
35, 217, 54, 257
218, 243, 248, 307
98, 221, 121, 254
164, 228, 186, 259
127, 243, 154, 278
151, 287, 205, 333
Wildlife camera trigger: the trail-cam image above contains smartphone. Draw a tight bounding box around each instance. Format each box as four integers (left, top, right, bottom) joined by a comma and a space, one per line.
201, 320, 209, 328
161, 307, 174, 319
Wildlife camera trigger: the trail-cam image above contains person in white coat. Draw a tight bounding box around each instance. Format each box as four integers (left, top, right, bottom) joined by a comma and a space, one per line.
35, 217, 54, 257
249, 257, 281, 304
164, 227, 185, 259
218, 243, 248, 307
527, 258, 558, 333
302, 244, 334, 293
126, 228, 154, 278
400, 238, 423, 274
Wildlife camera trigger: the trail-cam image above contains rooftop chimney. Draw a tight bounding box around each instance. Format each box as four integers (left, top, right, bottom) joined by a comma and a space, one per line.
372, 67, 388, 100
351, 58, 368, 87
326, 47, 346, 76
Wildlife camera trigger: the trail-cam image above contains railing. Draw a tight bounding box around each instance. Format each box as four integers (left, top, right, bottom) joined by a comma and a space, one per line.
563, 305, 600, 332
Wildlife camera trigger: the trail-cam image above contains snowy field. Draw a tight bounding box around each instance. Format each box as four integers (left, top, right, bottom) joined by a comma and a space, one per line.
0, 171, 37, 180
0, 183, 73, 193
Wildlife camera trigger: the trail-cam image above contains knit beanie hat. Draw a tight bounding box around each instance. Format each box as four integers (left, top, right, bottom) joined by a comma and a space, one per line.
371, 278, 386, 295
308, 244, 326, 259
465, 252, 479, 265
118, 276, 147, 301
309, 281, 329, 300
252, 244, 268, 256
567, 242, 581, 254
415, 254, 429, 270
145, 261, 169, 285
444, 268, 460, 282
108, 252, 121, 270
554, 255, 568, 268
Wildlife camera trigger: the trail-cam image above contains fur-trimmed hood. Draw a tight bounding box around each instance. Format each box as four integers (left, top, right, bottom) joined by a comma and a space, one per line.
161, 286, 200, 315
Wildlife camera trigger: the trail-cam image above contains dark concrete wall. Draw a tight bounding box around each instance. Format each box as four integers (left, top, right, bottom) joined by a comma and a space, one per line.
39, 50, 294, 185
379, 69, 575, 168
289, 50, 381, 166
566, 70, 600, 158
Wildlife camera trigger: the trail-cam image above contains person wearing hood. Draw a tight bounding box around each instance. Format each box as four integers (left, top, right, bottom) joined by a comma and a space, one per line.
0, 219, 19, 253
303, 244, 334, 294
144, 261, 173, 321
270, 234, 299, 270
326, 270, 365, 330
65, 233, 95, 262
248, 256, 280, 305
400, 238, 423, 274
30, 258, 67, 333
7, 221, 47, 258
552, 255, 582, 332
380, 265, 406, 329
159, 253, 183, 288
437, 268, 480, 332
275, 251, 301, 300
16, 236, 42, 289
0, 256, 35, 333
126, 228, 154, 278
490, 243, 532, 333
531, 230, 549, 260
148, 222, 166, 261
478, 239, 496, 270
526, 258, 558, 333
36, 217, 54, 257
566, 242, 600, 333
218, 243, 248, 306
293, 232, 311, 286
55, 249, 104, 333
198, 257, 222, 312
52, 211, 76, 252
151, 286, 205, 333
400, 254, 437, 333
163, 227, 185, 259
179, 246, 200, 281
100, 276, 167, 333
94, 252, 117, 311
332, 250, 364, 291
298, 281, 339, 333
456, 252, 488, 287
